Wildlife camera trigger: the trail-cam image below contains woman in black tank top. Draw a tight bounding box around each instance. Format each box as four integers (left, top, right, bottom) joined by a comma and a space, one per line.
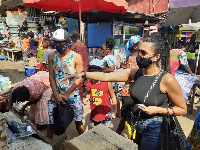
67, 35, 187, 150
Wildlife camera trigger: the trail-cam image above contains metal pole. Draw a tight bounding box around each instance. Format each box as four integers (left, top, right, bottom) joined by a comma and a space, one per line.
79, 0, 81, 40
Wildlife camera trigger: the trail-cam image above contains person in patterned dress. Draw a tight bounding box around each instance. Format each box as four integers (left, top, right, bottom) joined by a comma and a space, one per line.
47, 29, 84, 140
36, 38, 51, 71
8, 71, 51, 125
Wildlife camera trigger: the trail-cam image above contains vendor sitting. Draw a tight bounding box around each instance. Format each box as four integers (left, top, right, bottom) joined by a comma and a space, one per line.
7, 71, 52, 125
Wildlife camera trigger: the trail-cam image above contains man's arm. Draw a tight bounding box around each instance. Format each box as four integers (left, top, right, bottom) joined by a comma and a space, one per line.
63, 53, 83, 97
48, 52, 64, 103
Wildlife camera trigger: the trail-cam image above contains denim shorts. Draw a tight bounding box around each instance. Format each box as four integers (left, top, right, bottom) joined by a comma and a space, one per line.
89, 119, 111, 127
136, 117, 163, 150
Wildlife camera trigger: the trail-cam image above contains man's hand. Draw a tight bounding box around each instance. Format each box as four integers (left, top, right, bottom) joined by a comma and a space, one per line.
55, 94, 67, 104
83, 98, 89, 105
19, 108, 25, 116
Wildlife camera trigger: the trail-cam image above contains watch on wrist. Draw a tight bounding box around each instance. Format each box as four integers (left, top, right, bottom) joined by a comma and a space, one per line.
81, 71, 86, 78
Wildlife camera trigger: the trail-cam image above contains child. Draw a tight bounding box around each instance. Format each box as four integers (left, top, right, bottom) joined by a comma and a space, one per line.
102, 37, 121, 117
85, 59, 117, 128
41, 48, 56, 71
36, 38, 51, 71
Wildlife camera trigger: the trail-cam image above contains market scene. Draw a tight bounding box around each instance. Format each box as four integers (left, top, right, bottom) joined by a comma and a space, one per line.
0, 0, 200, 149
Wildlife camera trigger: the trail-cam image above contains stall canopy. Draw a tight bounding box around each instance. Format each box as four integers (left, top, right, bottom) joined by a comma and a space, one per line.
164, 0, 200, 27
181, 20, 200, 31
23, 0, 128, 14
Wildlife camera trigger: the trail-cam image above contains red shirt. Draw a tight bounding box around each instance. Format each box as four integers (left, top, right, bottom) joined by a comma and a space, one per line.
87, 81, 111, 122
70, 40, 89, 71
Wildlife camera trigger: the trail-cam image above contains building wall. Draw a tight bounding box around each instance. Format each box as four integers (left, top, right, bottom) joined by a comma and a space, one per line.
126, 0, 168, 14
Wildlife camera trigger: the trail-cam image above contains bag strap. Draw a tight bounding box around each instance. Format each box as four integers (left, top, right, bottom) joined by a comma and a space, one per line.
143, 69, 164, 104
133, 70, 164, 126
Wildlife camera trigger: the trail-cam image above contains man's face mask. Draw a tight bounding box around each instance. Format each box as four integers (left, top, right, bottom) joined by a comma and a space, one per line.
56, 43, 69, 54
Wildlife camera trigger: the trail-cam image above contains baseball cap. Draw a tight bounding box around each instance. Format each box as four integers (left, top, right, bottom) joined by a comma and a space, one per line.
51, 29, 69, 41
88, 59, 103, 69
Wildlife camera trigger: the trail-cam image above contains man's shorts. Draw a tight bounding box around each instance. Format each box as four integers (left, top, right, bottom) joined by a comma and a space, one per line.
48, 94, 84, 124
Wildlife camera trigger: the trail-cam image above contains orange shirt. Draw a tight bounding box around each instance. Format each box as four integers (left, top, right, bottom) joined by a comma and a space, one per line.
21, 39, 30, 50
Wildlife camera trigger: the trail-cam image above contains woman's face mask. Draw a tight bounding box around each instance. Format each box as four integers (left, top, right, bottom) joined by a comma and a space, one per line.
56, 43, 69, 54
136, 55, 153, 68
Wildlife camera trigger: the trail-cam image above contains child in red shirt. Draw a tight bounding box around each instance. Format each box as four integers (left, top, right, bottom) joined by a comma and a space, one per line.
85, 59, 117, 128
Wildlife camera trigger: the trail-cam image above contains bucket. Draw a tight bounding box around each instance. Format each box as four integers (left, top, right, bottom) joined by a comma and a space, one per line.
115, 39, 120, 45
24, 66, 36, 77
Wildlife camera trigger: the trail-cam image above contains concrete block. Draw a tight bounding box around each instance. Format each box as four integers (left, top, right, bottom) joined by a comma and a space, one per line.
64, 124, 137, 150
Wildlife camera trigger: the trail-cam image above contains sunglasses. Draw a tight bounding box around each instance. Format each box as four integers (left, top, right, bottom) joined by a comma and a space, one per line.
137, 49, 156, 57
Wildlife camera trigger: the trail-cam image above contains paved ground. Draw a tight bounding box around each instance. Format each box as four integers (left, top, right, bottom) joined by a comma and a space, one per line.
1, 60, 199, 148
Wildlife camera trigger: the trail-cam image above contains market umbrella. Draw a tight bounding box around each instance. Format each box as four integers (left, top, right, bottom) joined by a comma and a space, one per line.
23, 0, 128, 37
23, 0, 128, 14
164, 0, 200, 27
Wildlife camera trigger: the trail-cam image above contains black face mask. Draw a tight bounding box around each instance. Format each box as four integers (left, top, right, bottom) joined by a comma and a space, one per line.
136, 55, 153, 68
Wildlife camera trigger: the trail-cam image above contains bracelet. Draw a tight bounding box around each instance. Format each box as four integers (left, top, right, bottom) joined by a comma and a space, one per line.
81, 71, 86, 78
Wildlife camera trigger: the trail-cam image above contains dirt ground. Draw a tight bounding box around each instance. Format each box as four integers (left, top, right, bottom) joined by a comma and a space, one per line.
0, 60, 199, 147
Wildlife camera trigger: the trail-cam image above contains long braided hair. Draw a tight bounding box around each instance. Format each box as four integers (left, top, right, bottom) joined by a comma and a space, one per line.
141, 34, 170, 72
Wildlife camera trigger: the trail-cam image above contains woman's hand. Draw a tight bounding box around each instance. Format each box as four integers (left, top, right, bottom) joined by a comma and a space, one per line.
66, 73, 82, 82
112, 113, 116, 119
138, 105, 160, 115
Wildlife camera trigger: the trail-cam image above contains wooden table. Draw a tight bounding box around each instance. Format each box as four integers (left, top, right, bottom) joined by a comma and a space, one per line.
187, 79, 200, 114
4, 48, 22, 62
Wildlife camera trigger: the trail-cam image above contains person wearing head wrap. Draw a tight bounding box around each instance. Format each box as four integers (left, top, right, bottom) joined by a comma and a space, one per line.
125, 35, 141, 59
116, 35, 141, 134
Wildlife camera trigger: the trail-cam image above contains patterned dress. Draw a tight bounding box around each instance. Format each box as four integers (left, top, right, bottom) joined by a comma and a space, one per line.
36, 38, 47, 70
48, 51, 84, 124
13, 71, 51, 125
173, 50, 199, 101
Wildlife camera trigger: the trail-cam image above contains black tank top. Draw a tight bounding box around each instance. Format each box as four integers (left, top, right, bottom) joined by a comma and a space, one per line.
130, 69, 169, 119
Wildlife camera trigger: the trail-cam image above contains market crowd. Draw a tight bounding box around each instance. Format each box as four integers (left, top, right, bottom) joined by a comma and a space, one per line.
3, 28, 200, 150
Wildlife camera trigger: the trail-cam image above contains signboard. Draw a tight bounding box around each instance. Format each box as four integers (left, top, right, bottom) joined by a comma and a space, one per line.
180, 31, 193, 42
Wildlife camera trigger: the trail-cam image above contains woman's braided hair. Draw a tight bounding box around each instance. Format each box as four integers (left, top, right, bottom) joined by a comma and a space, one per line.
141, 34, 170, 72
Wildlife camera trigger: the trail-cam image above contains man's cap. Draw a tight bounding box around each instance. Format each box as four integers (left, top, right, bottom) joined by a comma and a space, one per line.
51, 29, 69, 41
88, 59, 103, 69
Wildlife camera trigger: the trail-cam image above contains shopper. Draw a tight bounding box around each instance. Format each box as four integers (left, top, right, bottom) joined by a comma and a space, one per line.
70, 30, 89, 101
170, 44, 199, 101
47, 29, 84, 140
116, 35, 140, 134
36, 38, 51, 71
21, 34, 30, 65
85, 59, 117, 128
67, 35, 187, 150
28, 31, 38, 57
8, 71, 51, 125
